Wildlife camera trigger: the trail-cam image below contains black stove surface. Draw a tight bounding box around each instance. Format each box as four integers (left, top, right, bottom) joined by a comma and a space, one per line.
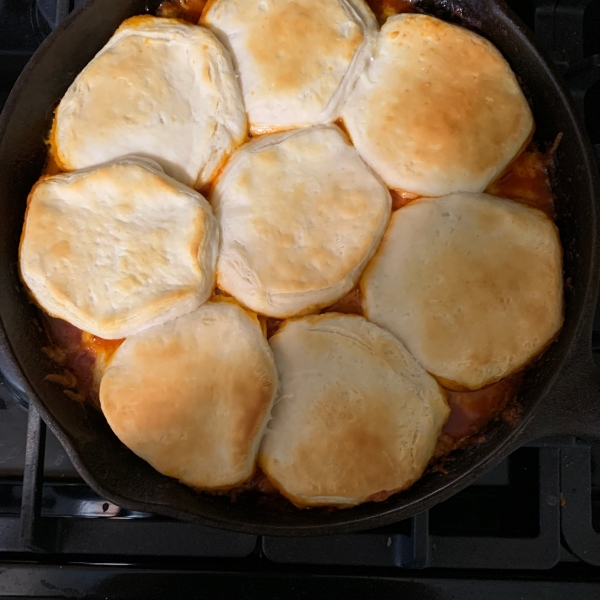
1, 1, 600, 598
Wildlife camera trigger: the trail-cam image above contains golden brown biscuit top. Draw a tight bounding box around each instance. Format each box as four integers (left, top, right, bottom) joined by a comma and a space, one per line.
341, 13, 534, 196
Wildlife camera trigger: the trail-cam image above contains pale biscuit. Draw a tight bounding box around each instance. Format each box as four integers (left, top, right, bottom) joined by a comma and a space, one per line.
202, 0, 377, 133
52, 15, 247, 188
361, 193, 564, 390
259, 313, 449, 506
20, 158, 218, 339
212, 125, 391, 318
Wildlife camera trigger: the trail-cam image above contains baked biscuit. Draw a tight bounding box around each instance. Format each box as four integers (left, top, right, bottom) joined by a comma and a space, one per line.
202, 0, 377, 133
361, 193, 563, 390
341, 14, 534, 197
52, 15, 247, 188
100, 299, 278, 490
260, 313, 449, 506
212, 125, 391, 318
20, 158, 218, 339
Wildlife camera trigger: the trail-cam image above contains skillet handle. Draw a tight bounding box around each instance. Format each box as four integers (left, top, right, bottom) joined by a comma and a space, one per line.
517, 340, 600, 443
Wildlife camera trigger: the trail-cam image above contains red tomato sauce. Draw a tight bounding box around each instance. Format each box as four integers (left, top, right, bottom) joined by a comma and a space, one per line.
367, 0, 418, 23
43, 316, 123, 407
486, 145, 555, 219
156, 0, 206, 23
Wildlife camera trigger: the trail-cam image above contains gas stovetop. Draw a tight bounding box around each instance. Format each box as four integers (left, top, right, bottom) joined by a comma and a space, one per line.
1, 1, 600, 598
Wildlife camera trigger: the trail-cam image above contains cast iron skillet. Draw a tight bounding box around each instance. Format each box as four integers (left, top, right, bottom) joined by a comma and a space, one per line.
1, 0, 600, 537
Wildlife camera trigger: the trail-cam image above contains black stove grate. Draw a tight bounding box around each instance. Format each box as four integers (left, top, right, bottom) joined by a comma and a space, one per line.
261, 446, 562, 569
0, 400, 258, 559
0, 386, 574, 570
561, 443, 600, 565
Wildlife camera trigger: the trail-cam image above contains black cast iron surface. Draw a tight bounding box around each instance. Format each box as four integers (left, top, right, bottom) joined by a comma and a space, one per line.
1, 0, 600, 537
